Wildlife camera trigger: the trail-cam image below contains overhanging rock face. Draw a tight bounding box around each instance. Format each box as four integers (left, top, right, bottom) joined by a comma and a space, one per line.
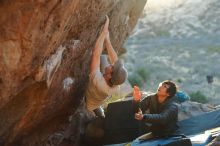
0, 0, 147, 145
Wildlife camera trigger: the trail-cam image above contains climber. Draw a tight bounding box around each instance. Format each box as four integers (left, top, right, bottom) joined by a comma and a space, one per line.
85, 15, 128, 117
134, 80, 179, 140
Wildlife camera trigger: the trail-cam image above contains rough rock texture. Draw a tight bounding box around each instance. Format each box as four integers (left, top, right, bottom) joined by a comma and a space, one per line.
0, 0, 147, 145
177, 101, 216, 121
207, 135, 220, 146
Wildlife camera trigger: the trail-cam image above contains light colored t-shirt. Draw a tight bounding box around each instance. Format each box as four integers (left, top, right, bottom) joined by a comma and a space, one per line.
86, 69, 120, 111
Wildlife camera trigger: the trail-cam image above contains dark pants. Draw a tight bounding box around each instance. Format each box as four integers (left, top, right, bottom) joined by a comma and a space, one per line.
84, 116, 105, 146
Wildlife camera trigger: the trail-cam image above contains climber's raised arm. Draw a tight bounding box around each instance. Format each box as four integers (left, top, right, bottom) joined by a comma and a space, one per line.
90, 16, 109, 73
105, 31, 118, 64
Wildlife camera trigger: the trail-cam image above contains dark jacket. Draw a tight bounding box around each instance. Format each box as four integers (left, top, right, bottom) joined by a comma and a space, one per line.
140, 94, 178, 137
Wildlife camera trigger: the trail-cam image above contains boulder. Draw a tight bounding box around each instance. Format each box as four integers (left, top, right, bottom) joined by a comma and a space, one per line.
0, 0, 147, 145
177, 101, 216, 121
